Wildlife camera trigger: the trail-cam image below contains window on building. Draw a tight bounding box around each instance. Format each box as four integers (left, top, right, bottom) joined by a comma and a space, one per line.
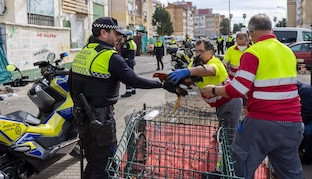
71, 20, 84, 49
128, 2, 133, 14
27, 0, 54, 26
93, 2, 104, 21
143, 10, 147, 22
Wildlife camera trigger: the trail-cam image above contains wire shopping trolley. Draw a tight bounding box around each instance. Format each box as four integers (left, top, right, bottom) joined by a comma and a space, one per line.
106, 106, 243, 179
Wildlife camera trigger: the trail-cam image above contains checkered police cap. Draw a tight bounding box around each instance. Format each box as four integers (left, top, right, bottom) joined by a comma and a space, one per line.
92, 17, 125, 36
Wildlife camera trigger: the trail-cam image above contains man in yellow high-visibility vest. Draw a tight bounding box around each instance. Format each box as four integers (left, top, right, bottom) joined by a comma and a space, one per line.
223, 32, 250, 80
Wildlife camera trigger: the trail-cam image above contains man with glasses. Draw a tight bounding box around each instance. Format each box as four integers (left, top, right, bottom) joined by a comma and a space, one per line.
69, 17, 182, 179
201, 14, 303, 179
167, 40, 242, 143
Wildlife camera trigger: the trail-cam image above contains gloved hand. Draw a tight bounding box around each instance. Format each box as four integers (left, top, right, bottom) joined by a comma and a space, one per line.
163, 81, 188, 96
167, 68, 190, 85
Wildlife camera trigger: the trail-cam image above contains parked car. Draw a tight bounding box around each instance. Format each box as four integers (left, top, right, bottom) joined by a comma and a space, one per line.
288, 41, 312, 70
273, 27, 311, 45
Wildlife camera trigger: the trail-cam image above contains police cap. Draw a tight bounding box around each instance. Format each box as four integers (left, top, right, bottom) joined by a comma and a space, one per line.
92, 17, 125, 36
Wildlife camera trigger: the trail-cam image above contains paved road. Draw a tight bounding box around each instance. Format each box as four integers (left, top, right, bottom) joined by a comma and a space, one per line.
1, 54, 311, 178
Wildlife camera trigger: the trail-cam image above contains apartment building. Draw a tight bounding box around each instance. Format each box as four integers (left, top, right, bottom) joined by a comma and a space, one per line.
296, 0, 312, 28
287, 0, 296, 27
194, 8, 222, 39
165, 1, 194, 38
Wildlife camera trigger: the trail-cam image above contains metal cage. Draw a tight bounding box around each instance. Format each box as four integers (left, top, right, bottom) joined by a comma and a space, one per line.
107, 106, 242, 179
107, 106, 276, 179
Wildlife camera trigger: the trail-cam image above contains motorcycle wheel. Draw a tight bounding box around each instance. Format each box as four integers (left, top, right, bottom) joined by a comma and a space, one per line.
69, 142, 82, 158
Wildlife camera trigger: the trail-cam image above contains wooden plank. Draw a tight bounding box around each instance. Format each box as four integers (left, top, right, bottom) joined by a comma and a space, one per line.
62, 0, 88, 14
63, 5, 87, 14
63, 1, 87, 11
63, 0, 87, 9
63, 9, 76, 14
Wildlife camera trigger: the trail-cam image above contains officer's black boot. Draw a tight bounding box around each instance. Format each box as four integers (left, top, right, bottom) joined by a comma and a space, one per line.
121, 92, 131, 97
132, 89, 136, 95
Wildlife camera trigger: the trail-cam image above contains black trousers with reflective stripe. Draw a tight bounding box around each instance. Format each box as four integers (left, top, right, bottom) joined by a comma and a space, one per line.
125, 59, 136, 92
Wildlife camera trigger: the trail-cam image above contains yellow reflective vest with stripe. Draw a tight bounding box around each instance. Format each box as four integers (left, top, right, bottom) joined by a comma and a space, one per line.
71, 43, 120, 107
244, 38, 298, 100
127, 40, 137, 51
72, 43, 116, 77
188, 56, 228, 89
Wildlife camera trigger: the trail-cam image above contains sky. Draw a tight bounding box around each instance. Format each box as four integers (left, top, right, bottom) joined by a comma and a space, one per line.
159, 0, 287, 28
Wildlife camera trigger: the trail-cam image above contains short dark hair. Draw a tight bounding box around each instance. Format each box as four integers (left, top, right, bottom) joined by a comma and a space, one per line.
196, 40, 215, 52
236, 32, 248, 40
248, 14, 272, 32
92, 28, 110, 37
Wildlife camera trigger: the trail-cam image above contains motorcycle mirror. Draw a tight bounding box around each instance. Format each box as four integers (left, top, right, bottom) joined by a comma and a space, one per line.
6, 64, 24, 78
47, 53, 56, 62
60, 52, 68, 58
6, 64, 17, 72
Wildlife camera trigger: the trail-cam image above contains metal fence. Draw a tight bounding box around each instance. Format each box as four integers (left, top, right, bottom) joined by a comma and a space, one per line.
27, 13, 54, 26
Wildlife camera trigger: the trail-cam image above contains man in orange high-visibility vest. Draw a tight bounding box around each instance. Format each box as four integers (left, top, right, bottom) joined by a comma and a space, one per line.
202, 14, 303, 179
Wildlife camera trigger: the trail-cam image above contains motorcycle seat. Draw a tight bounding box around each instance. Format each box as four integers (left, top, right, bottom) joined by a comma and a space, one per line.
6, 110, 41, 125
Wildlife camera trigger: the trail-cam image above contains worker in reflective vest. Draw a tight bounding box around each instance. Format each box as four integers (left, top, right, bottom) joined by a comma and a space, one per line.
120, 30, 137, 97
223, 32, 250, 80
226, 34, 235, 49
69, 17, 180, 179
167, 40, 242, 144
201, 14, 303, 179
154, 37, 164, 70
216, 34, 224, 55
169, 37, 176, 45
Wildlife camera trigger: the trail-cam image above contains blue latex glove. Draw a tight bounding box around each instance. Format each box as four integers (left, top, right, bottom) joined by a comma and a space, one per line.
167, 68, 190, 85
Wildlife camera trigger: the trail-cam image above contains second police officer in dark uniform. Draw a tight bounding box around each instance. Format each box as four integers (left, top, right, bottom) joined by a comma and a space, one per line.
68, 17, 182, 179
120, 30, 137, 97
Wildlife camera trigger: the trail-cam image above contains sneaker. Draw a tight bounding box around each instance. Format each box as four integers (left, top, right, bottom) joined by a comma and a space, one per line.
121, 93, 131, 97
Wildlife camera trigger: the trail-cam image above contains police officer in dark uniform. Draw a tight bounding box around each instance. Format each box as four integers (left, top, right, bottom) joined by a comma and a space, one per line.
298, 80, 312, 165
226, 34, 235, 49
216, 34, 224, 55
183, 34, 192, 49
154, 37, 164, 70
120, 30, 137, 97
68, 17, 182, 179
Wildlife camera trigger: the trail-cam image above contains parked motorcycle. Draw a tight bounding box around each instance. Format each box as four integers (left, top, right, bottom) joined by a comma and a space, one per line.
0, 52, 80, 179
170, 48, 194, 70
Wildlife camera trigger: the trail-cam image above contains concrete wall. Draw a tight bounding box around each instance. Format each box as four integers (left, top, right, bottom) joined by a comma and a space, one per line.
0, 0, 15, 22
111, 0, 127, 27
3, 23, 70, 71
287, 0, 296, 27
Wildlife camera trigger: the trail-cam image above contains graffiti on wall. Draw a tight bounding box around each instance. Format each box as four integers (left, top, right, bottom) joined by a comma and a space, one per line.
8, 26, 18, 39
37, 32, 57, 38
6, 25, 70, 71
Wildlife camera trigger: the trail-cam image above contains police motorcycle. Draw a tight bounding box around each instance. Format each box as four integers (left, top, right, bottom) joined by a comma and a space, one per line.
170, 48, 194, 70
0, 52, 80, 179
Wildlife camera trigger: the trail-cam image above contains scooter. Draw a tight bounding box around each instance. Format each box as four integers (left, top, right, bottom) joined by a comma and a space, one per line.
0, 52, 80, 179
170, 48, 194, 70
